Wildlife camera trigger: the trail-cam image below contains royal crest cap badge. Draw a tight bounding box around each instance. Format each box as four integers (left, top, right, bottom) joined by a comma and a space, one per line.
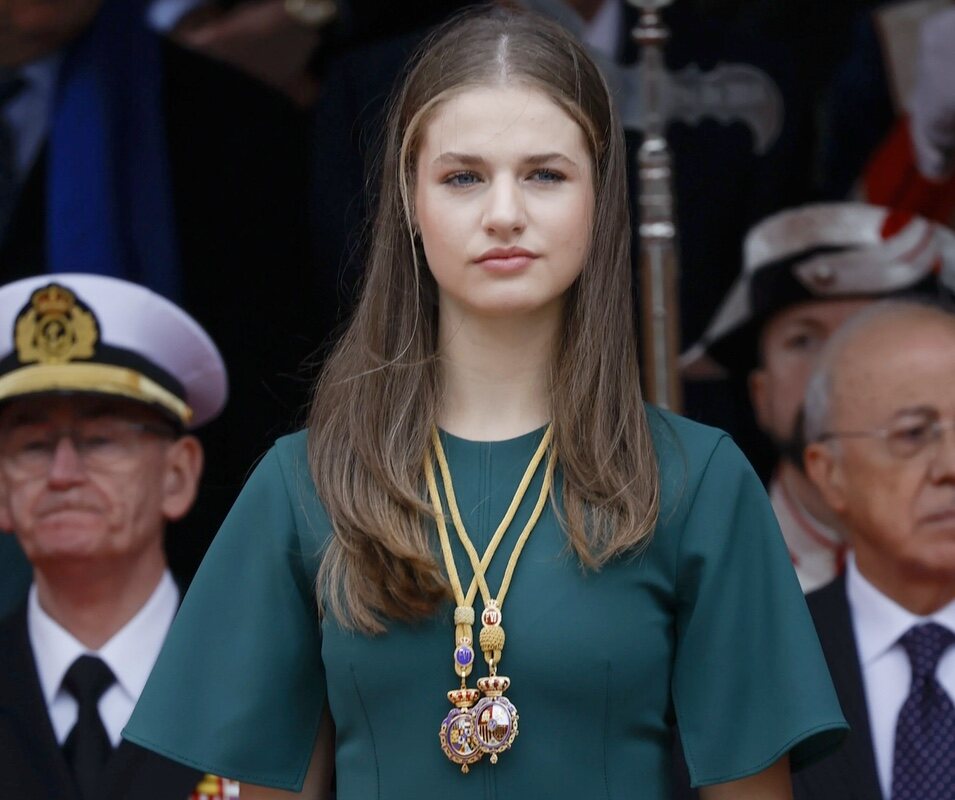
14, 283, 99, 366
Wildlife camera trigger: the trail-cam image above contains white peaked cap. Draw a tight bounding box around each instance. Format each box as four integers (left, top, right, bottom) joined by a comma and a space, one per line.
0, 274, 228, 428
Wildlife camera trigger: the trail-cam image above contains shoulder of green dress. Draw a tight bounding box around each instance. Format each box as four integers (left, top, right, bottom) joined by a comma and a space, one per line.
645, 405, 731, 472
644, 405, 736, 519
273, 428, 309, 462
268, 429, 333, 558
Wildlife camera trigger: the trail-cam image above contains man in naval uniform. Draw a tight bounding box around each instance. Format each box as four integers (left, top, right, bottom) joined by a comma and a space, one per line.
0, 274, 237, 799
681, 202, 955, 592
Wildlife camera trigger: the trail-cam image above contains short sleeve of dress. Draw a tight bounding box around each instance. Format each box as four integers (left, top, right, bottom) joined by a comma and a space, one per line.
123, 434, 326, 792
672, 435, 847, 788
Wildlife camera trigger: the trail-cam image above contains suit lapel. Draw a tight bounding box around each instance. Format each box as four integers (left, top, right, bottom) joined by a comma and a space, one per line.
0, 605, 204, 800
804, 577, 885, 800
0, 606, 79, 799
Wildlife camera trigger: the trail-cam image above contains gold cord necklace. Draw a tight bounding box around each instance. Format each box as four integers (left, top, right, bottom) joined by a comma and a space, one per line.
424, 424, 556, 773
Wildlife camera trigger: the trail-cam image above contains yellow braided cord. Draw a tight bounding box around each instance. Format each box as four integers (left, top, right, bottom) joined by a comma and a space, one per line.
496, 448, 557, 607
425, 454, 467, 608
430, 425, 553, 608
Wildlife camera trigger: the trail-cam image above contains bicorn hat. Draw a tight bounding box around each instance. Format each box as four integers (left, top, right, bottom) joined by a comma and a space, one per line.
681, 203, 955, 375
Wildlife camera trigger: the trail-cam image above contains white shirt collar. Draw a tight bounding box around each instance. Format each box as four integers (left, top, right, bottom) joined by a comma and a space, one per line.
28, 570, 179, 709
846, 552, 955, 666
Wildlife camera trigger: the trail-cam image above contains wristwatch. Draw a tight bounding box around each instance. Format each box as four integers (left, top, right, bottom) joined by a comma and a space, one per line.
284, 0, 338, 28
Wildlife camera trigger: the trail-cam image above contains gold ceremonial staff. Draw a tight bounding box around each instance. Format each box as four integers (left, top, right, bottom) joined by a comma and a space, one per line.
629, 0, 682, 412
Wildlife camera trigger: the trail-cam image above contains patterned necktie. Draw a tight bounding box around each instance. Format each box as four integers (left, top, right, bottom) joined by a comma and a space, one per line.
0, 72, 25, 242
62, 655, 117, 800
891, 622, 955, 800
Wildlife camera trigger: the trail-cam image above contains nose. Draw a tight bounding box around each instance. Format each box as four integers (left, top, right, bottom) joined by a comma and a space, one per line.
47, 436, 87, 488
482, 176, 526, 237
929, 424, 955, 483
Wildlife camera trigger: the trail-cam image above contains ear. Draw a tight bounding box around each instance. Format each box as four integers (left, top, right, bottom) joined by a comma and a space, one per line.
160, 436, 203, 522
748, 368, 772, 431
804, 442, 848, 514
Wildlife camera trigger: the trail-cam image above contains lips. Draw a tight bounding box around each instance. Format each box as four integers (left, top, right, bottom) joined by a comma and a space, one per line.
919, 509, 955, 527
474, 247, 538, 272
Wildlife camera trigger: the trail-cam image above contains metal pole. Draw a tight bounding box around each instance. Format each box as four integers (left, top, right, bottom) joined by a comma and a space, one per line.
629, 0, 682, 412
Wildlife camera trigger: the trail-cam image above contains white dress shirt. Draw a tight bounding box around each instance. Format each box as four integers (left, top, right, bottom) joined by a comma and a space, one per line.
847, 554, 955, 799
27, 570, 179, 747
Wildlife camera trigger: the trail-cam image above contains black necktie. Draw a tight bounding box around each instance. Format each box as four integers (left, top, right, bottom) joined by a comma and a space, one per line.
0, 72, 25, 242
62, 655, 117, 800
891, 622, 955, 800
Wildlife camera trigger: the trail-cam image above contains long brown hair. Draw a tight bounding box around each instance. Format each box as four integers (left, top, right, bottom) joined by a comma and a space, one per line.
309, 7, 660, 633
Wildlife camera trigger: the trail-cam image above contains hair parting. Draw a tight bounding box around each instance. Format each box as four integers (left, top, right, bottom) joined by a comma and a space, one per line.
308, 7, 659, 633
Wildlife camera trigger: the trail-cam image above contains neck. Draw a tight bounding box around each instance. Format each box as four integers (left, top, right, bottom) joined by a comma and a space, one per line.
33, 546, 167, 650
854, 548, 955, 616
778, 461, 845, 535
438, 303, 558, 441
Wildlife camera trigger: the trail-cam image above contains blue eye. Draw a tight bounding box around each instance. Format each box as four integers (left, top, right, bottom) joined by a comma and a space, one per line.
530, 169, 565, 183
444, 172, 480, 187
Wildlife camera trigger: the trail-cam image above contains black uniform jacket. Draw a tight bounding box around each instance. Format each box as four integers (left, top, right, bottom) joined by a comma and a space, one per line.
793, 575, 884, 800
0, 604, 203, 800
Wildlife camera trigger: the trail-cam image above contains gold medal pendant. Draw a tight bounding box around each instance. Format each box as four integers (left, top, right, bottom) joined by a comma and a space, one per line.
440, 634, 483, 772
474, 676, 518, 763
473, 603, 518, 763
439, 687, 483, 773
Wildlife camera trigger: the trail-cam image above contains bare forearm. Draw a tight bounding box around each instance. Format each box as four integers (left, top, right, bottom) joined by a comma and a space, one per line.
699, 755, 792, 800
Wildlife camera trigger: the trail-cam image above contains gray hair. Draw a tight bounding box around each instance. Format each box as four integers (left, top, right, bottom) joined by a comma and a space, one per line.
802, 298, 955, 445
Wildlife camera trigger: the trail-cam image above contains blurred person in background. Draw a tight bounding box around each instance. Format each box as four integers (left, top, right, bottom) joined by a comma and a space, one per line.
820, 0, 955, 227
0, 0, 318, 580
682, 203, 955, 592
797, 300, 955, 800
910, 5, 955, 184
0, 273, 236, 799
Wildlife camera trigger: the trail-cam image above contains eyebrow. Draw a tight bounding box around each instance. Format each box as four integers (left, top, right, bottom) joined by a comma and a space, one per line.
432, 152, 577, 167
889, 405, 939, 420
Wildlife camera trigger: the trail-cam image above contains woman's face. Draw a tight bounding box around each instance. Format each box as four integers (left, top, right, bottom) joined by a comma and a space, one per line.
414, 85, 595, 323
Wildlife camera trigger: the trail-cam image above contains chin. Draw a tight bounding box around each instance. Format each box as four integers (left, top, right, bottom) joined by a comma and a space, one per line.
32, 523, 107, 557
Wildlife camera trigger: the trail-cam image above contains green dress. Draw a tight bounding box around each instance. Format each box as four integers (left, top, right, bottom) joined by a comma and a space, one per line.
124, 409, 847, 797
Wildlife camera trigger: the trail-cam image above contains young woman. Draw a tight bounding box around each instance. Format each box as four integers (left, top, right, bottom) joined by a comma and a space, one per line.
124, 9, 846, 799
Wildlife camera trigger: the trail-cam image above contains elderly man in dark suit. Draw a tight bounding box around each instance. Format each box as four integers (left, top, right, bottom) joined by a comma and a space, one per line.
798, 299, 955, 800
0, 274, 236, 799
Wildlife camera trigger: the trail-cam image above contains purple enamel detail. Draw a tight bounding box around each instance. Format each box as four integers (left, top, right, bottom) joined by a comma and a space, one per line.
455, 645, 474, 666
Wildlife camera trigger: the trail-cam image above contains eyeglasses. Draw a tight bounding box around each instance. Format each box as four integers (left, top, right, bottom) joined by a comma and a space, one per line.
817, 413, 955, 459
0, 419, 176, 478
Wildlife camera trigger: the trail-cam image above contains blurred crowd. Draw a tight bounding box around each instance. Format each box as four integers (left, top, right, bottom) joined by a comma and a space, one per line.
1, 0, 955, 797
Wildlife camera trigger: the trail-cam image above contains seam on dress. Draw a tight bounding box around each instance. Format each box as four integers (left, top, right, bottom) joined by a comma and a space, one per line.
602, 660, 613, 800
670, 433, 729, 782
351, 663, 381, 800
270, 438, 329, 789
